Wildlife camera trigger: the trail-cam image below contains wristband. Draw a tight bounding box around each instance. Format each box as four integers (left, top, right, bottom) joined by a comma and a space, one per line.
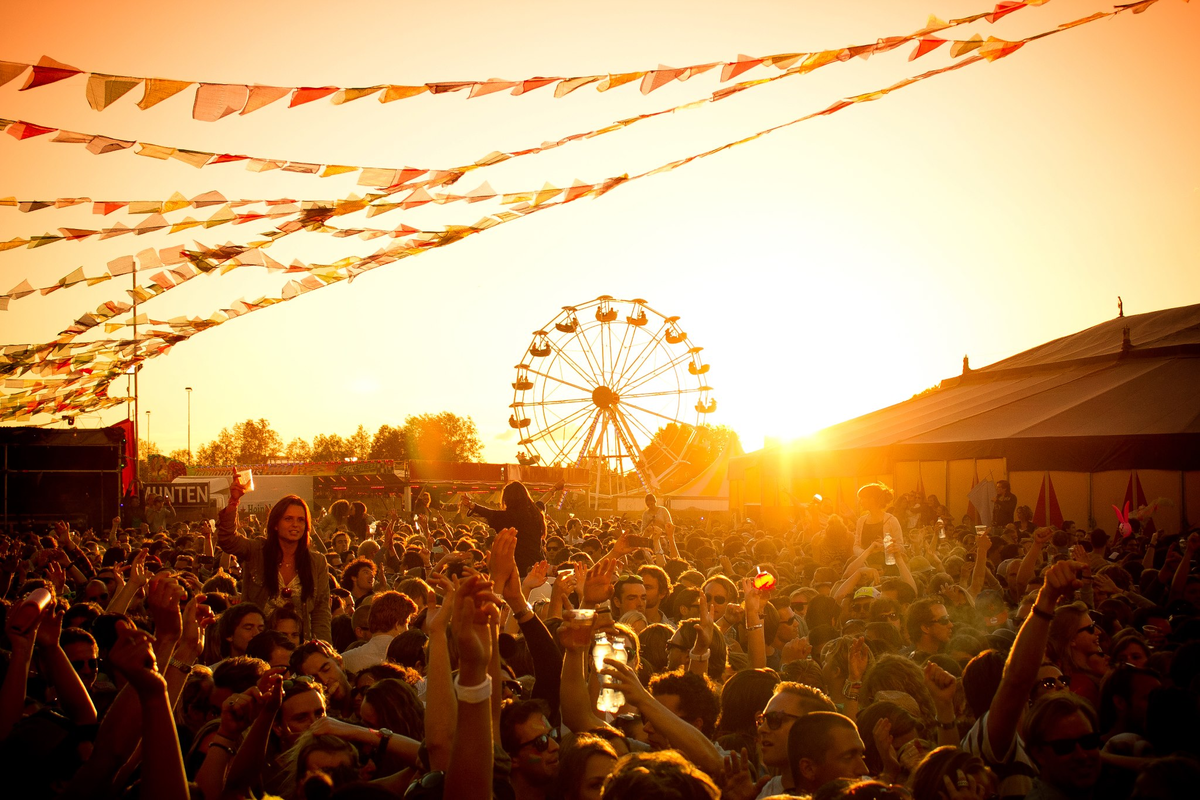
208, 742, 235, 756
1031, 606, 1054, 622
689, 649, 711, 662
843, 679, 862, 699
937, 719, 957, 730
745, 622, 764, 630
454, 674, 493, 704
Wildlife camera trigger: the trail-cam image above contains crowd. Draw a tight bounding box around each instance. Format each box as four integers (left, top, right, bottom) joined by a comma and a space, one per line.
2, 476, 1199, 800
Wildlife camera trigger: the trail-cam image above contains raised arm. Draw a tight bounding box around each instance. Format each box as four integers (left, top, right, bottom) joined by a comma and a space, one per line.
889, 541, 918, 594
742, 578, 767, 670
968, 533, 991, 597
1015, 528, 1051, 597
444, 575, 500, 800
423, 576, 457, 771
985, 561, 1084, 758
558, 619, 608, 734
1170, 533, 1200, 604
601, 658, 724, 777
35, 606, 97, 727
215, 474, 253, 559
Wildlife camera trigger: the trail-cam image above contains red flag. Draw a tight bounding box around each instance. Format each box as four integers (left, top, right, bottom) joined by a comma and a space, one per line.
20, 56, 81, 91
909, 37, 948, 61
108, 417, 136, 494
987, 2, 1027, 24
1033, 477, 1048, 526
1046, 475, 1064, 528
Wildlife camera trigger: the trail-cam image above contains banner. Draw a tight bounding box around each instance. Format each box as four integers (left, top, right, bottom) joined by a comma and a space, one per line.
0, 2, 1044, 120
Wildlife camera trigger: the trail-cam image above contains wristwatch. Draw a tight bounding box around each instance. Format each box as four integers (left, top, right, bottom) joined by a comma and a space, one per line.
375, 728, 393, 764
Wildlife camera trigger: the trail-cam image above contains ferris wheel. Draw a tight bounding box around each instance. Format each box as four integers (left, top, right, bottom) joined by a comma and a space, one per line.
509, 296, 715, 493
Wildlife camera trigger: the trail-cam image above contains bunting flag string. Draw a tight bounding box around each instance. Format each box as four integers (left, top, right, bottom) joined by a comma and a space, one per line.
0, 2, 1075, 205
0, 0, 1170, 421
0, 2, 1046, 121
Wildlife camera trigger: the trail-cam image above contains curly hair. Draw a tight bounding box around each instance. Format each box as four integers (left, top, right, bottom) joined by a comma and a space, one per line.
860, 655, 936, 723
648, 668, 720, 738
361, 678, 424, 740
340, 557, 376, 592
910, 746, 990, 800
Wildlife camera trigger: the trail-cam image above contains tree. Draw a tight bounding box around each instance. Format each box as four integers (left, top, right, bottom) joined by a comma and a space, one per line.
403, 412, 482, 462
285, 437, 312, 462
168, 448, 191, 465
637, 423, 738, 494
348, 424, 372, 460
369, 424, 407, 461
195, 418, 283, 465
310, 433, 351, 462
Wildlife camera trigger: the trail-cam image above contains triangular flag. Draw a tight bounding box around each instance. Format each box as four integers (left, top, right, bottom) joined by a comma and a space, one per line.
85, 136, 135, 155
978, 37, 1024, 61
332, 86, 384, 104
20, 56, 81, 91
512, 78, 558, 96
553, 76, 601, 97
289, 86, 338, 107
950, 34, 985, 58
379, 85, 427, 102
598, 72, 643, 92
720, 55, 763, 82
193, 83, 249, 121
986, 2, 1027, 24
909, 37, 948, 61
640, 66, 686, 95
8, 280, 35, 299
464, 181, 496, 202
86, 73, 141, 110
138, 78, 192, 109
1046, 475, 1064, 529
469, 80, 520, 98
6, 121, 56, 140
0, 61, 28, 89
241, 84, 291, 115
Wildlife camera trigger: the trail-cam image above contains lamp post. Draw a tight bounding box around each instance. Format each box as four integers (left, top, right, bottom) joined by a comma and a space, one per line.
186, 387, 193, 464
145, 410, 151, 464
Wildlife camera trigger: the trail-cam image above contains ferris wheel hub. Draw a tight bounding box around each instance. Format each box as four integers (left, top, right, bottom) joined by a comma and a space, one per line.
591, 385, 619, 409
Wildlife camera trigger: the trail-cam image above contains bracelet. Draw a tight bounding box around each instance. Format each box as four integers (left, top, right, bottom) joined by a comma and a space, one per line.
168, 657, 195, 673
745, 622, 764, 630
937, 719, 957, 730
843, 679, 862, 699
1031, 606, 1054, 622
208, 742, 235, 756
689, 649, 711, 662
454, 674, 493, 704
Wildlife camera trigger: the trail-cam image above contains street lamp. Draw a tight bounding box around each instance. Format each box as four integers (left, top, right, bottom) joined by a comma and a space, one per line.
186, 387, 193, 464
145, 410, 151, 456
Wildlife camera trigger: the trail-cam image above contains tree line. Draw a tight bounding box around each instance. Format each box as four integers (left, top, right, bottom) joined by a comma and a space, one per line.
184, 412, 483, 466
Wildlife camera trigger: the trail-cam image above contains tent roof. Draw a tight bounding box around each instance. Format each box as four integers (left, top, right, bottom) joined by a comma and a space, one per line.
752, 303, 1200, 474
670, 435, 745, 500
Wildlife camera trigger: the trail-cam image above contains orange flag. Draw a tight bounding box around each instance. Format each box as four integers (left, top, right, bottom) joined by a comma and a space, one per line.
193, 84, 249, 121
289, 86, 339, 107
86, 74, 141, 111
986, 2, 1027, 23
20, 56, 81, 91
909, 37, 948, 60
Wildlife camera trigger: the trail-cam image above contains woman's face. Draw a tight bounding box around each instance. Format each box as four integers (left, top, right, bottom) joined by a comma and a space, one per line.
1070, 614, 1102, 657
578, 753, 616, 800
1031, 665, 1068, 704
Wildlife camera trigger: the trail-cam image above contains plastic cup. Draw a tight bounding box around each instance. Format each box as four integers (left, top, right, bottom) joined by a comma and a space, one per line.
567, 608, 596, 621
235, 468, 255, 493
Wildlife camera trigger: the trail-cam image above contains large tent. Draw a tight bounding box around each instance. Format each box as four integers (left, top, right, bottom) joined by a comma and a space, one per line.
729, 303, 1200, 532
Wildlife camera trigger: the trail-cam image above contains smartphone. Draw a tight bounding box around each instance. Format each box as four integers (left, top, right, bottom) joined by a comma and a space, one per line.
627, 534, 651, 548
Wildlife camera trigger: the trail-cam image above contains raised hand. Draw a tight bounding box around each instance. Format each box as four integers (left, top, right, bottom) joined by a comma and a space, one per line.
581, 558, 617, 606
147, 575, 186, 645
741, 578, 763, 619
45, 561, 67, 596
923, 660, 958, 707
109, 622, 164, 696
1040, 560, 1088, 604
522, 560, 549, 595
718, 748, 770, 800
453, 575, 502, 673
487, 528, 520, 598
34, 605, 65, 651
128, 549, 149, 589
1033, 527, 1053, 549
694, 597, 715, 653
219, 689, 264, 739
177, 593, 214, 663
848, 636, 870, 682
556, 614, 597, 652
599, 656, 651, 706
872, 717, 902, 777
782, 636, 812, 664
940, 769, 986, 800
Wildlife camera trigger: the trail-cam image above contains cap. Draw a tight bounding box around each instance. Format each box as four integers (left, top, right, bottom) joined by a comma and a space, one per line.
853, 586, 879, 600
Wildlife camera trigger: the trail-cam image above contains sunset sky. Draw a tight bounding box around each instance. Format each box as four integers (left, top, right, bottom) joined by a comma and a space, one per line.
2, 0, 1197, 466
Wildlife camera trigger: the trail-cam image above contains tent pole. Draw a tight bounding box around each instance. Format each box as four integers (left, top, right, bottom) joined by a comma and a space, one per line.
1087, 472, 1094, 529
1180, 471, 1187, 532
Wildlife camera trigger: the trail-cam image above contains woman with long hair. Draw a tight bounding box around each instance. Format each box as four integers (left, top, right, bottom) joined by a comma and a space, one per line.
218, 477, 333, 643
1048, 601, 1108, 708
460, 480, 547, 575
555, 732, 618, 800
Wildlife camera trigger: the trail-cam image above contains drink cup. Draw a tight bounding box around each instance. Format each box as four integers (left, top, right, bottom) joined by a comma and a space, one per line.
235, 468, 254, 493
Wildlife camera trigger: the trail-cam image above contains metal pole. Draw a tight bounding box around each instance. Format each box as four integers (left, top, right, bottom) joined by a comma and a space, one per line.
186, 387, 193, 464
146, 410, 151, 457
132, 267, 138, 481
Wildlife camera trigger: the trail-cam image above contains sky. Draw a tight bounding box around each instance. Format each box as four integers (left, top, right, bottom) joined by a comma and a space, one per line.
1, 0, 1197, 468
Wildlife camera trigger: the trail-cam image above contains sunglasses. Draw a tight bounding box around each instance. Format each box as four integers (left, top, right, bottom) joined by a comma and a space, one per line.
70, 658, 99, 672
879, 612, 899, 621
755, 710, 802, 731
515, 726, 559, 753
1036, 676, 1068, 691
283, 676, 319, 692
1039, 732, 1101, 755
705, 594, 728, 604
1076, 623, 1098, 635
